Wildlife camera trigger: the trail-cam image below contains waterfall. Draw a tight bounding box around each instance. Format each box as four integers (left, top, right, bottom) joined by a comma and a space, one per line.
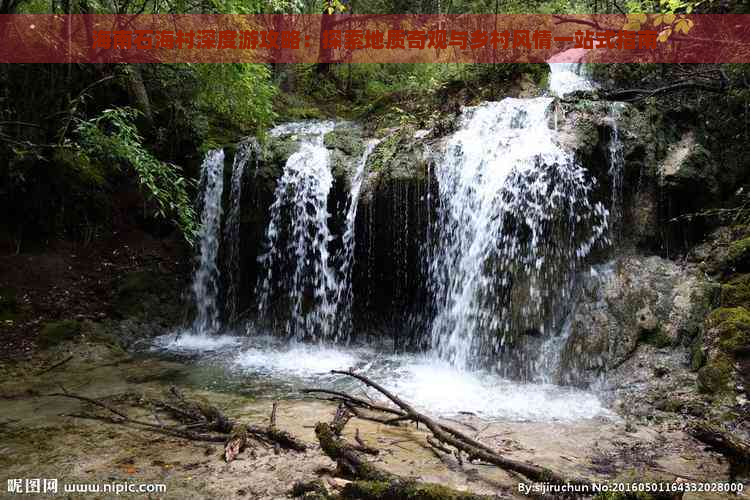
608, 103, 625, 237
190, 149, 225, 336
548, 48, 593, 96
335, 140, 379, 338
255, 125, 380, 342
255, 121, 338, 341
428, 98, 609, 375
224, 139, 260, 323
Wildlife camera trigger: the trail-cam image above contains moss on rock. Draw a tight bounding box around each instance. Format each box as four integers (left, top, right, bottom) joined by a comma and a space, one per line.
367, 128, 426, 183
83, 321, 126, 352
37, 320, 81, 348
690, 336, 706, 371
324, 128, 364, 157
720, 274, 750, 308
264, 133, 300, 166
724, 236, 750, 273
697, 354, 735, 395
707, 306, 750, 353
52, 147, 106, 187
341, 479, 491, 500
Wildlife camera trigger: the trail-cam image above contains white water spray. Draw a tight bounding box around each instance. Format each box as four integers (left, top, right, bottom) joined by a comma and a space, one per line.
190, 149, 225, 336
548, 48, 594, 97
256, 121, 338, 341
224, 139, 260, 323
335, 139, 379, 337
608, 103, 625, 236
428, 98, 609, 375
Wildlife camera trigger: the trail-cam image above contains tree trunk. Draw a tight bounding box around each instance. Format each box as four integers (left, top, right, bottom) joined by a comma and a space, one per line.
124, 64, 154, 127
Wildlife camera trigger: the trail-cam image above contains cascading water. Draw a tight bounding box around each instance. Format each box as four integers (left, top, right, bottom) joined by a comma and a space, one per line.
255, 121, 339, 341
428, 98, 609, 376
547, 48, 594, 96
190, 149, 225, 336
334, 140, 379, 337
224, 139, 260, 323
256, 125, 380, 342
608, 103, 625, 237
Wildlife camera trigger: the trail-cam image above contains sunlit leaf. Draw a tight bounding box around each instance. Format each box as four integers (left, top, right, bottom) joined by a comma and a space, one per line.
627, 12, 647, 23
657, 27, 672, 42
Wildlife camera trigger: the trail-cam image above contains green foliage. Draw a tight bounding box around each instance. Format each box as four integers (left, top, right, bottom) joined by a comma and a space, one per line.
191, 64, 276, 136
51, 148, 105, 187
625, 0, 711, 14
322, 0, 347, 14
75, 107, 198, 243
295, 63, 456, 108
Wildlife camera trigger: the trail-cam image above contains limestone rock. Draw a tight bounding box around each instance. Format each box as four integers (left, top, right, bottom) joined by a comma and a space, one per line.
560, 255, 713, 387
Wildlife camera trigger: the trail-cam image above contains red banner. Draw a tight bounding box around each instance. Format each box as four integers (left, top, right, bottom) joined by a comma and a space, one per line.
0, 14, 748, 63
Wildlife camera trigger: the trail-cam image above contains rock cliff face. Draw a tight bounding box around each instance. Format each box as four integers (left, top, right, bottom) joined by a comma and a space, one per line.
558, 256, 715, 386
351, 127, 434, 346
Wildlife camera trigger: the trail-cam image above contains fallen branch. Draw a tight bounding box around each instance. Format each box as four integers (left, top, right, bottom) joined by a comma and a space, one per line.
327, 370, 592, 487
316, 420, 391, 481
354, 428, 379, 456
302, 388, 404, 417
312, 412, 498, 500
49, 387, 307, 460
601, 80, 725, 102
59, 412, 228, 442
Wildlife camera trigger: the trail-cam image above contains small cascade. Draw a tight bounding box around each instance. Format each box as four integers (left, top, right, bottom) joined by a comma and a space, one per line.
255, 121, 338, 341
608, 103, 625, 237
335, 140, 379, 337
428, 99, 610, 375
224, 139, 260, 323
548, 48, 593, 97
190, 149, 225, 336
